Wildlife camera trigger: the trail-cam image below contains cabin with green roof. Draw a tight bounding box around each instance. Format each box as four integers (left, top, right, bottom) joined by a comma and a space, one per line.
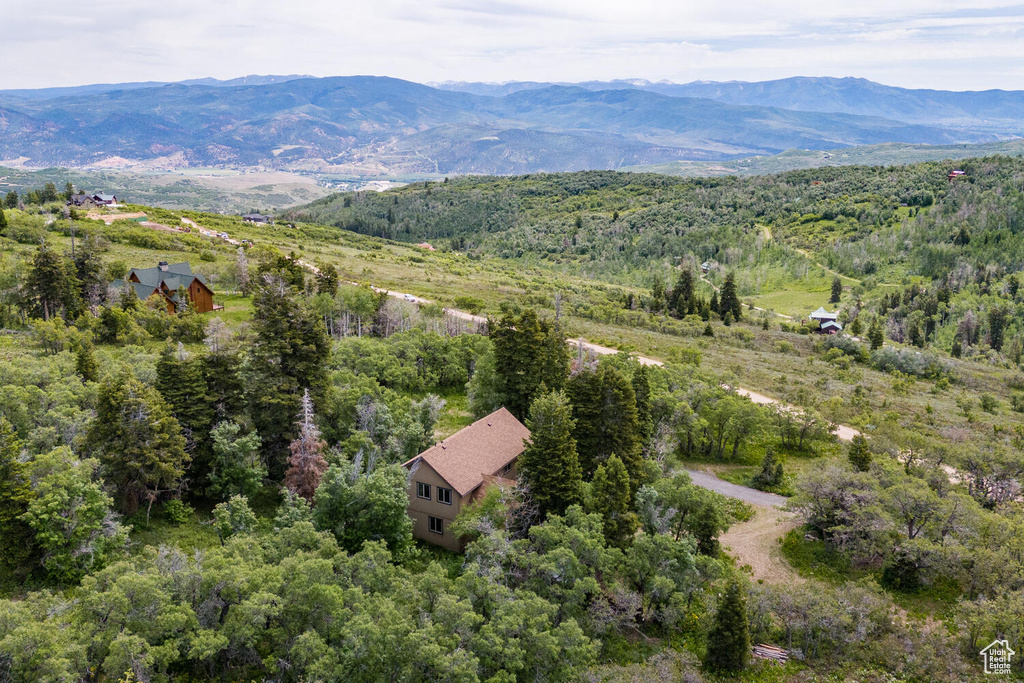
111, 261, 216, 314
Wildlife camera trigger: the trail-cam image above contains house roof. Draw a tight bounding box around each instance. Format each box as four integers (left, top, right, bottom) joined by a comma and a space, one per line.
403, 407, 530, 497
129, 262, 207, 291
820, 320, 843, 330
93, 193, 116, 202
111, 279, 161, 301
810, 307, 839, 321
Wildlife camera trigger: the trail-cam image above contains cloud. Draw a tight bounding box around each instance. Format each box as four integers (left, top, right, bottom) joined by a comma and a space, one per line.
1, 0, 1022, 90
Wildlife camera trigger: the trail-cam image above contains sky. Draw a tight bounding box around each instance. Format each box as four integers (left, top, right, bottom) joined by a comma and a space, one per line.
2, 0, 1024, 91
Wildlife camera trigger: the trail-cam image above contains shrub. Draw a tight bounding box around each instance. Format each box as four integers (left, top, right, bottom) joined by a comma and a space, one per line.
163, 498, 193, 525
871, 347, 947, 379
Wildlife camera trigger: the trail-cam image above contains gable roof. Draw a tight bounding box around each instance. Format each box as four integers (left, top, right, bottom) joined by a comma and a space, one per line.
810, 307, 839, 321
820, 320, 843, 330
403, 407, 530, 497
129, 262, 208, 292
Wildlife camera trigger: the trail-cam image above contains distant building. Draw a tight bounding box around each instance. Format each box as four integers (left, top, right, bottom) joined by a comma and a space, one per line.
416, 242, 436, 251
111, 261, 216, 314
92, 193, 117, 206
809, 306, 842, 334
948, 170, 966, 181
241, 213, 273, 224
403, 407, 529, 551
68, 194, 96, 208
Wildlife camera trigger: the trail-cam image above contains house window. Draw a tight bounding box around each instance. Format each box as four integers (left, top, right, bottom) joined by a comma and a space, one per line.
437, 487, 452, 505
502, 462, 514, 475
416, 482, 431, 500
428, 516, 444, 535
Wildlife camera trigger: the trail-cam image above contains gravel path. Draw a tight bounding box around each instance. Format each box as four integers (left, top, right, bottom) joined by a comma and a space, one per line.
684, 469, 788, 507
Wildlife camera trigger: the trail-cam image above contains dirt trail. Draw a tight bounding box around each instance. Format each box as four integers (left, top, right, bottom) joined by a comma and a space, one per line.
721, 507, 804, 584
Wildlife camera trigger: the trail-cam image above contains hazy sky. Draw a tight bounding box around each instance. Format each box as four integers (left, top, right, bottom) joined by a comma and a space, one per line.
3, 0, 1023, 90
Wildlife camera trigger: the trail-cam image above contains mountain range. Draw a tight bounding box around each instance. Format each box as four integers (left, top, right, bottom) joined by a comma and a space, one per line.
0, 75, 1020, 175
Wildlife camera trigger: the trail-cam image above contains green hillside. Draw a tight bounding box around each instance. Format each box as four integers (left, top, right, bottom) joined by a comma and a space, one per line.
3, 158, 1024, 680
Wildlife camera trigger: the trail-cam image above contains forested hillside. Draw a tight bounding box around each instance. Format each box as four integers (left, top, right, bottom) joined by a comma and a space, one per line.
2, 161, 1024, 681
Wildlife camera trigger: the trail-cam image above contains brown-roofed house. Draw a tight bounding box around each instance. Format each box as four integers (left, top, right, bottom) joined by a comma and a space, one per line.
403, 407, 530, 551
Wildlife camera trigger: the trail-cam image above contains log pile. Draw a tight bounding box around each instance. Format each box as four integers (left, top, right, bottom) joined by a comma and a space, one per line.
751, 643, 789, 665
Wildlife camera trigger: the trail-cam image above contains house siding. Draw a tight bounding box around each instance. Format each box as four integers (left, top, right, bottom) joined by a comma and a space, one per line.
407, 461, 465, 552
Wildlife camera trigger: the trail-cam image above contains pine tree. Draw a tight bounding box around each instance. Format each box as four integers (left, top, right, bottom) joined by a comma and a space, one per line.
848, 434, 872, 472
567, 364, 642, 485
519, 391, 583, 518
750, 447, 784, 491
588, 455, 639, 549
850, 316, 862, 336
989, 307, 1007, 351
284, 389, 329, 502
704, 579, 750, 672
3, 190, 16, 208
830, 276, 842, 304
155, 344, 214, 459
75, 342, 99, 383
673, 269, 694, 318
703, 323, 715, 337
24, 241, 80, 320
868, 318, 884, 350
720, 272, 741, 321
249, 275, 330, 475
632, 364, 654, 446
951, 335, 962, 358
491, 310, 568, 420
316, 261, 339, 295
0, 418, 36, 578
710, 291, 720, 315
87, 373, 188, 517
73, 232, 105, 306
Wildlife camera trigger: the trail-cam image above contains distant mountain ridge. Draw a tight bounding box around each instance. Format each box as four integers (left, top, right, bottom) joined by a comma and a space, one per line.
435, 76, 1024, 131
0, 75, 1015, 175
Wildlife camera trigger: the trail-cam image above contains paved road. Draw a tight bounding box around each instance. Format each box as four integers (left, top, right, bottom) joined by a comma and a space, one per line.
684, 469, 788, 508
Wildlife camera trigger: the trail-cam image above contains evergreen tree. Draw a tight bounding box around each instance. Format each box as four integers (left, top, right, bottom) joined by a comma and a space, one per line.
284, 389, 329, 502
750, 447, 784, 491
0, 418, 36, 579
868, 318, 884, 350
710, 290, 720, 315
86, 373, 188, 516
204, 349, 245, 421
632, 364, 654, 446
988, 307, 1007, 351
588, 455, 639, 549
208, 422, 264, 501
212, 495, 257, 543
848, 434, 872, 472
72, 232, 105, 306
951, 335, 962, 358
719, 272, 741, 321
3, 190, 16, 208
703, 323, 715, 337
672, 269, 694, 317
155, 344, 214, 469
704, 579, 750, 672
830, 276, 842, 304
75, 341, 98, 383
567, 363, 642, 485
519, 390, 583, 518
315, 261, 339, 295
491, 310, 568, 420
850, 316, 862, 336
24, 241, 80, 320
249, 275, 330, 474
